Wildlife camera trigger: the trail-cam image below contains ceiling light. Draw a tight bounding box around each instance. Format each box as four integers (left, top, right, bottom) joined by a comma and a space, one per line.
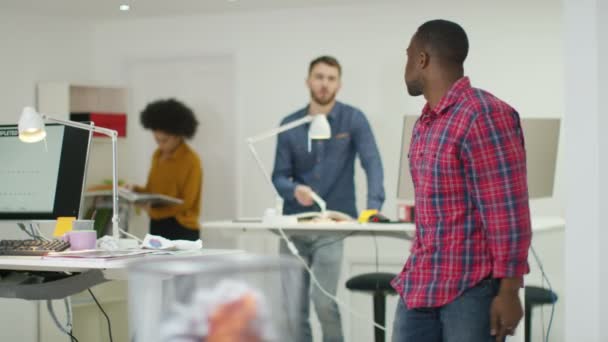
119, 4, 130, 11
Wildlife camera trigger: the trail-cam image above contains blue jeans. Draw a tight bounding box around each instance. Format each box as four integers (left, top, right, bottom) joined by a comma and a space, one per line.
280, 235, 344, 342
392, 278, 504, 342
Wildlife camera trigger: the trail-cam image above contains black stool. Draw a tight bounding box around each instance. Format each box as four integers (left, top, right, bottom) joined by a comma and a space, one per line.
524, 286, 558, 342
345, 272, 397, 342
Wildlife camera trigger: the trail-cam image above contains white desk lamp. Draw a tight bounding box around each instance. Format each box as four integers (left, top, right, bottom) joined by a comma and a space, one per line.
247, 114, 330, 224
18, 106, 128, 247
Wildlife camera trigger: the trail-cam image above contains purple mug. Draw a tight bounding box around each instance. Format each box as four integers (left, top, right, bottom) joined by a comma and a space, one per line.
64, 230, 97, 250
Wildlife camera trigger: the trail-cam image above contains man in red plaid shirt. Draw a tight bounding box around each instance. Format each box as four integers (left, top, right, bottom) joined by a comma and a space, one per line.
391, 20, 532, 342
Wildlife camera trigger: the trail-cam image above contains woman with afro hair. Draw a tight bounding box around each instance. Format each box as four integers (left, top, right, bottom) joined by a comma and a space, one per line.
130, 98, 202, 241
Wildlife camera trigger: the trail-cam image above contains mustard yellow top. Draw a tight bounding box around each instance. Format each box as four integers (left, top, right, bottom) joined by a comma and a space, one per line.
138, 142, 202, 230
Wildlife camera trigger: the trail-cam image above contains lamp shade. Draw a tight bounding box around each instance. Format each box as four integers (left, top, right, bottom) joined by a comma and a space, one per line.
18, 106, 46, 143
309, 114, 331, 139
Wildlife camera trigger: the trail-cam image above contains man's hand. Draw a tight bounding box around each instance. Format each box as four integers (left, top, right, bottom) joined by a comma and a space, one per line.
490, 278, 523, 341
294, 185, 314, 206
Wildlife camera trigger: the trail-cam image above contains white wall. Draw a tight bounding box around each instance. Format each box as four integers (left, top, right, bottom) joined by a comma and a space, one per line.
564, 0, 608, 341
89, 0, 564, 218
601, 2, 608, 339
0, 13, 95, 125
89, 1, 565, 341
0, 13, 98, 227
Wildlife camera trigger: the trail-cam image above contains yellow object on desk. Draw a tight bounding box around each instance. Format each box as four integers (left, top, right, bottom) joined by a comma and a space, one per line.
357, 209, 378, 223
53, 217, 75, 237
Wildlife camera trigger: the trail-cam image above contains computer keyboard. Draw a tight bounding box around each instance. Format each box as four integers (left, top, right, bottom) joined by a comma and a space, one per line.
0, 239, 70, 256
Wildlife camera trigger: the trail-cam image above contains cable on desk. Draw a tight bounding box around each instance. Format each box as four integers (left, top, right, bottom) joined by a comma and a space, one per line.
530, 245, 556, 342
31, 222, 50, 241
46, 298, 74, 340
88, 288, 114, 342
16, 223, 51, 241
276, 227, 387, 332
17, 223, 38, 239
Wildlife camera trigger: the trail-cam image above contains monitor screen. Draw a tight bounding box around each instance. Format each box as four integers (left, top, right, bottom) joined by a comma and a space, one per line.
0, 124, 91, 220
397, 116, 561, 201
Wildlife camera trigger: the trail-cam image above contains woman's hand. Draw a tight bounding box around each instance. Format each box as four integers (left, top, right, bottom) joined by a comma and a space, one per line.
134, 202, 151, 213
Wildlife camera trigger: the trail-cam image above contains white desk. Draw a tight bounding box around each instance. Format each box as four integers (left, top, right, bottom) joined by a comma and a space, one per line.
0, 249, 243, 300
203, 215, 565, 238
0, 248, 242, 280
203, 216, 565, 342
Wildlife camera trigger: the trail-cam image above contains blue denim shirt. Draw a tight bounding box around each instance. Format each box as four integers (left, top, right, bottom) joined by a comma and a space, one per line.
271, 101, 385, 218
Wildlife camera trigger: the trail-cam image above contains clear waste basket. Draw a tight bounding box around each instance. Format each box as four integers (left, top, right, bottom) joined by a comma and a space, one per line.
128, 254, 303, 342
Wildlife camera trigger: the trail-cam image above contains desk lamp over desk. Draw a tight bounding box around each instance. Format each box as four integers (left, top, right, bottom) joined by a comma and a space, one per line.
17, 106, 130, 246
247, 113, 331, 225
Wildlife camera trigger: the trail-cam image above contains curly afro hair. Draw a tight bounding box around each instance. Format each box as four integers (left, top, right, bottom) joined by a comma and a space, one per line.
140, 98, 198, 139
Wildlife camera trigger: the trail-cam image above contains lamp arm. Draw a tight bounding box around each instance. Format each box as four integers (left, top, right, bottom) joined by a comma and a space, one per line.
247, 116, 313, 144
43, 115, 117, 138
246, 116, 314, 214
44, 114, 121, 240
110, 132, 119, 240
247, 142, 284, 213
246, 114, 328, 217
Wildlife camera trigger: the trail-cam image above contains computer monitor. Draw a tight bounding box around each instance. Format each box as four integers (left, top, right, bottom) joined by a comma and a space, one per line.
0, 123, 91, 220
397, 116, 561, 200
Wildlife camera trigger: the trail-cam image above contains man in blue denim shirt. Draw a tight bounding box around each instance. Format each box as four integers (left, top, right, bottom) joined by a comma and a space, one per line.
272, 56, 385, 342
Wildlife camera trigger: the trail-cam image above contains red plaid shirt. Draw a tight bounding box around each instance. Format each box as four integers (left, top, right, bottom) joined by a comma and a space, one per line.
391, 77, 532, 308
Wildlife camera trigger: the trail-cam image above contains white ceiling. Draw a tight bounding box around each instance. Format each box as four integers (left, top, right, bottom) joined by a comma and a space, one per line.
0, 0, 391, 19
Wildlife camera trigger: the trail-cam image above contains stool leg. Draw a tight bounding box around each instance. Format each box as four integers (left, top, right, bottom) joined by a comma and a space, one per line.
373, 292, 386, 342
